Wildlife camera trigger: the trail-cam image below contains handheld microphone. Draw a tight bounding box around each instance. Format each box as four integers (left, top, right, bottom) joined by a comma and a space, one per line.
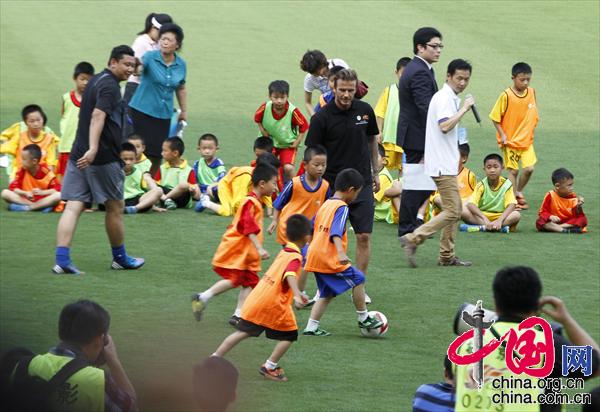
465, 94, 481, 125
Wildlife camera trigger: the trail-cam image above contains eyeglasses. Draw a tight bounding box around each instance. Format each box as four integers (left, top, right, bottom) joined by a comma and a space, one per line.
426, 43, 444, 50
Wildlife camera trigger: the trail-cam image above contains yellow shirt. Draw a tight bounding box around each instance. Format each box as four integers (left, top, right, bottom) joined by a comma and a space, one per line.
374, 85, 391, 118
0, 122, 59, 178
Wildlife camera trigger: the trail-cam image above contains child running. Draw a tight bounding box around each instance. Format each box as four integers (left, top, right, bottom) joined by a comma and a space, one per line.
192, 164, 279, 326
302, 168, 383, 336
210, 214, 311, 382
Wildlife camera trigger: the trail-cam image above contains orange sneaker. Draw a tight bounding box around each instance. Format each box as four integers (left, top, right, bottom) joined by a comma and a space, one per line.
54, 201, 65, 213
259, 365, 288, 382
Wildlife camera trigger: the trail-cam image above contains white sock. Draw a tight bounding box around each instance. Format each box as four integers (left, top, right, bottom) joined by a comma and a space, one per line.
234, 308, 241, 317
265, 359, 278, 370
199, 290, 214, 302
357, 310, 368, 322
305, 318, 319, 331
417, 213, 424, 220
211, 353, 220, 357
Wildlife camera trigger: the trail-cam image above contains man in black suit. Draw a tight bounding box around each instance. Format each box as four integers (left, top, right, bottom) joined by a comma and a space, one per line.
397, 27, 443, 236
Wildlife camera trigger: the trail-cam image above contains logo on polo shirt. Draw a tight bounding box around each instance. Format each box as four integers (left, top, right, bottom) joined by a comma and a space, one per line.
355, 113, 369, 126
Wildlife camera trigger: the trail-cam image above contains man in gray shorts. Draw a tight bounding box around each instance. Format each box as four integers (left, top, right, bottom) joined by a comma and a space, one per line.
53, 45, 144, 275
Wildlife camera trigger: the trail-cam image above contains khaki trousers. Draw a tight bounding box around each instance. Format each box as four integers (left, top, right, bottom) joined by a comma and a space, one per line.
405, 175, 461, 260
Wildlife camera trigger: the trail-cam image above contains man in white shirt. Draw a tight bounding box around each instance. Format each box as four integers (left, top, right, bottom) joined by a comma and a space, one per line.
400, 59, 475, 267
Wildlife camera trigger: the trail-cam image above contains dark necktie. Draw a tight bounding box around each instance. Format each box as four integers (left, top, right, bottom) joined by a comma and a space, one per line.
431, 68, 438, 92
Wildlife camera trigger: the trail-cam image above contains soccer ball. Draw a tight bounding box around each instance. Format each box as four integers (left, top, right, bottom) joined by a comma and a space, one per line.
360, 311, 389, 338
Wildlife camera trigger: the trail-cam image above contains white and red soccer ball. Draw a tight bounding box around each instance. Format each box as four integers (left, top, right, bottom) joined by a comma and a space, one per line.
360, 310, 389, 338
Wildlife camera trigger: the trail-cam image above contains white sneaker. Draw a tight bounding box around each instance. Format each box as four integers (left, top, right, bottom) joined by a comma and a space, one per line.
365, 293, 372, 305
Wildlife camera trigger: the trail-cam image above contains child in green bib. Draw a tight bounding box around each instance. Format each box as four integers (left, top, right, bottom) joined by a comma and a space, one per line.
121, 143, 164, 214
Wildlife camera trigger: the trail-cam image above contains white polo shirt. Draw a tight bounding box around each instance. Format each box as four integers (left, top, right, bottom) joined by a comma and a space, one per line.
424, 83, 461, 177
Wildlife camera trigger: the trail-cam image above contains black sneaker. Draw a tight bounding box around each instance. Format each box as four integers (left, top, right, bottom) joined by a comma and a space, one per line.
228, 315, 240, 327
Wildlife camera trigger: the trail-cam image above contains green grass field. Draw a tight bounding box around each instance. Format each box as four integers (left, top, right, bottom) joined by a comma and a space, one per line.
1, 1, 598, 411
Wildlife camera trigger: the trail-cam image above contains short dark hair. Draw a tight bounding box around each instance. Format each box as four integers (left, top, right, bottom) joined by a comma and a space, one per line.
198, 133, 219, 146
483, 153, 503, 166
444, 355, 454, 381
493, 266, 542, 316
285, 214, 311, 242
458, 143, 470, 157
447, 59, 472, 76
333, 68, 358, 88
551, 168, 574, 185
252, 164, 278, 186
58, 300, 110, 346
22, 144, 42, 160
413, 27, 442, 54
303, 145, 327, 162
334, 168, 364, 192
108, 45, 134, 65
165, 136, 185, 156
138, 12, 173, 35
396, 57, 411, 71
73, 61, 95, 78
512, 62, 532, 76
254, 136, 273, 152
121, 142, 137, 154
268, 80, 289, 96
327, 65, 345, 80
256, 152, 280, 169
159, 23, 184, 49
300, 50, 328, 74
21, 104, 47, 125
193, 356, 238, 412
127, 133, 145, 144
377, 143, 385, 158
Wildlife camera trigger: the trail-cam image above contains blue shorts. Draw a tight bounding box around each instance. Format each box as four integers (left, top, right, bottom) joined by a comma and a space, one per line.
314, 266, 365, 298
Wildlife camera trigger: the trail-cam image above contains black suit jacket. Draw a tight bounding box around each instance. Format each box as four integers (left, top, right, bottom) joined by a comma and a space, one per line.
396, 57, 438, 153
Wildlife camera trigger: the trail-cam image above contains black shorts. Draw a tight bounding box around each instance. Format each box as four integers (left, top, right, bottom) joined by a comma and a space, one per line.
348, 180, 375, 234
124, 195, 151, 212
161, 187, 191, 209
236, 318, 298, 342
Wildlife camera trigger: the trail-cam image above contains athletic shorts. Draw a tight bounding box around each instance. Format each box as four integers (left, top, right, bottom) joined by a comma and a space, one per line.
503, 145, 537, 170
124, 195, 151, 212
314, 266, 365, 298
61, 160, 124, 204
161, 186, 191, 209
236, 318, 298, 341
348, 180, 375, 234
213, 266, 259, 288
274, 147, 297, 166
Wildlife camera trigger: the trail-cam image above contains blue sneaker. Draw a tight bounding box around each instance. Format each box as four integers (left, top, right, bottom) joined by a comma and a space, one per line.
40, 206, 53, 213
194, 200, 205, 212
459, 223, 484, 232
52, 263, 84, 275
195, 194, 210, 212
8, 204, 30, 212
124, 206, 138, 214
111, 256, 145, 270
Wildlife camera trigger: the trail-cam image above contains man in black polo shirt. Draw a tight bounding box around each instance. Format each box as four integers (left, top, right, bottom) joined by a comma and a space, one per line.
305, 68, 379, 300
53, 45, 144, 275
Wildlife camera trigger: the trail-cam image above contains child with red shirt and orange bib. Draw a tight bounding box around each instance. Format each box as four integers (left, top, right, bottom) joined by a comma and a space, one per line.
210, 214, 312, 382
536, 168, 587, 233
192, 164, 279, 326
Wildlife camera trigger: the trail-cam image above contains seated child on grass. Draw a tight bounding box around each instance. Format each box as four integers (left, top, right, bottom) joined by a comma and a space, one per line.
192, 133, 226, 195
374, 144, 402, 225
269, 145, 329, 246
462, 153, 521, 232
121, 143, 165, 214
536, 167, 587, 233
1, 144, 61, 212
154, 137, 199, 210
1, 105, 59, 179
210, 214, 312, 382
427, 143, 476, 222
302, 168, 384, 336
127, 134, 152, 173
192, 164, 279, 326
196, 152, 279, 217
255, 80, 308, 185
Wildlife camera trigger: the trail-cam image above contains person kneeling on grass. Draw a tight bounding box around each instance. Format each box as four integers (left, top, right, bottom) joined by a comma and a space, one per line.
1, 144, 62, 212
461, 153, 520, 233
210, 214, 311, 382
302, 168, 383, 336
120, 142, 165, 213
536, 167, 587, 233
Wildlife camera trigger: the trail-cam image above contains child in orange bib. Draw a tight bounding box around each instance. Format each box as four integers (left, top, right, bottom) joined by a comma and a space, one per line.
536, 168, 587, 233
192, 164, 279, 326
210, 214, 312, 382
